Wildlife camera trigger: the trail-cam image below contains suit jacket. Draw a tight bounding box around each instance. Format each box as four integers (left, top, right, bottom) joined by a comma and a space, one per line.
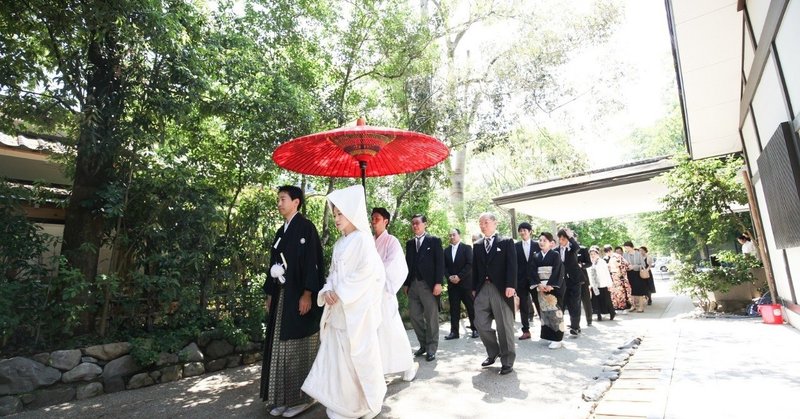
558, 237, 584, 286
472, 235, 517, 307
531, 249, 564, 294
444, 242, 473, 290
577, 246, 591, 282
405, 234, 445, 290
264, 213, 324, 340
515, 240, 540, 291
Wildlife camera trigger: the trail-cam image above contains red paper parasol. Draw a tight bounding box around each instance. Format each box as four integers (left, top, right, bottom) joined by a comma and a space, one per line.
272, 118, 449, 188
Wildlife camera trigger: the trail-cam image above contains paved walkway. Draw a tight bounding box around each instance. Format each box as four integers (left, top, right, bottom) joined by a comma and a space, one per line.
13, 278, 800, 418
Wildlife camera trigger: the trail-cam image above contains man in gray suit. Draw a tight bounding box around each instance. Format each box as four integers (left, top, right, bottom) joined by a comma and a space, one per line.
404, 214, 445, 362
472, 213, 518, 375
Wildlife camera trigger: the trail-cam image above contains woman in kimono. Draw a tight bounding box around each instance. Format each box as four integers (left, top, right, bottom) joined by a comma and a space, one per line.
529, 232, 565, 349
604, 245, 631, 312
301, 185, 387, 419
588, 246, 615, 321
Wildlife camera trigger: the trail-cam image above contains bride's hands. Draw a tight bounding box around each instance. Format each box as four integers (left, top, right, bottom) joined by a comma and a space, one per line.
323, 290, 339, 306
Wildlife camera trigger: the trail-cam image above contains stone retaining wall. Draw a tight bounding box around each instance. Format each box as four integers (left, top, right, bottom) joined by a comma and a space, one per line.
0, 336, 263, 416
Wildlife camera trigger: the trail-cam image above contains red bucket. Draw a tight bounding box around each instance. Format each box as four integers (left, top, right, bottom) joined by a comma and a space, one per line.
758, 304, 784, 324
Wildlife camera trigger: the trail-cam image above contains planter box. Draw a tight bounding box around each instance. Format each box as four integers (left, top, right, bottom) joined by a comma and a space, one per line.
707, 267, 767, 311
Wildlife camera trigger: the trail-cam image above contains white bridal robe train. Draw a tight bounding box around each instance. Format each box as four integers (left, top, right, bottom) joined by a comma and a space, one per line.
374, 230, 413, 375
301, 185, 387, 419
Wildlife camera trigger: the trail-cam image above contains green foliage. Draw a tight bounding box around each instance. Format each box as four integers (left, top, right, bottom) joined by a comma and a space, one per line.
624, 103, 686, 161
567, 218, 631, 249
647, 155, 749, 259
672, 251, 763, 311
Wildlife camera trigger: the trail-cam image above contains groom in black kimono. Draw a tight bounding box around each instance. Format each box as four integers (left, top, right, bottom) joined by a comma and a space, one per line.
260, 185, 324, 418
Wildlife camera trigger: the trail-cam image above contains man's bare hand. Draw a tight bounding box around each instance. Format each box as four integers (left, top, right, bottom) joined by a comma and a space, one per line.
505, 287, 515, 298
265, 296, 272, 314
299, 292, 312, 315
449, 275, 461, 284
403, 286, 409, 295
433, 283, 443, 296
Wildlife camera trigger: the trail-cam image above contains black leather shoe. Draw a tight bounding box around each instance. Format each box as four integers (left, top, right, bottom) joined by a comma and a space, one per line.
425, 353, 436, 362
481, 356, 497, 367
444, 332, 459, 340
471, 330, 479, 339
499, 365, 514, 375
413, 348, 426, 357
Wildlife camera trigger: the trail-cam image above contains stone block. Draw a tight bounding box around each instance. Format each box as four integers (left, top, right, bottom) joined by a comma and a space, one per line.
104, 377, 125, 393
225, 355, 241, 368
27, 386, 75, 409
76, 382, 104, 400
205, 340, 234, 360
582, 379, 612, 401
101, 355, 142, 381
127, 373, 155, 390
183, 362, 205, 378
180, 343, 204, 362
62, 363, 103, 383
242, 352, 260, 365
19, 393, 35, 405
234, 342, 260, 353
156, 352, 179, 367
31, 353, 51, 366
205, 359, 226, 373
159, 365, 182, 383
0, 357, 61, 395
84, 342, 132, 361
0, 396, 22, 416
81, 356, 99, 364
49, 350, 82, 371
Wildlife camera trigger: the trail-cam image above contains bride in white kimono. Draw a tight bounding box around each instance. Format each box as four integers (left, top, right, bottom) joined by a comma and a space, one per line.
302, 185, 387, 419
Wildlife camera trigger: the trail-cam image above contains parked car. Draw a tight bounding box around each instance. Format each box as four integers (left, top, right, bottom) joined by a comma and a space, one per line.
654, 257, 673, 272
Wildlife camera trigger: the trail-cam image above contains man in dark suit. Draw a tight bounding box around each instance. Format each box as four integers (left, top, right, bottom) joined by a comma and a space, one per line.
404, 214, 445, 362
557, 228, 585, 337
515, 222, 540, 340
444, 228, 477, 339
472, 213, 518, 375
576, 244, 594, 326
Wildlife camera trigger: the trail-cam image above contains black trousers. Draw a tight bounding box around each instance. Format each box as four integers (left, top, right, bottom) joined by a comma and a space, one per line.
517, 286, 541, 333
565, 281, 583, 330
581, 280, 593, 325
448, 283, 476, 334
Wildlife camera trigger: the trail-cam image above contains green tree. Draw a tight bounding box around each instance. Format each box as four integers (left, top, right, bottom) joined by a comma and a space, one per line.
0, 0, 330, 333
647, 154, 749, 259
568, 218, 630, 249
624, 103, 686, 161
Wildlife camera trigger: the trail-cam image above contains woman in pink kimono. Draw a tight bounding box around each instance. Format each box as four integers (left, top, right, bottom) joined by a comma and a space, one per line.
302, 185, 387, 419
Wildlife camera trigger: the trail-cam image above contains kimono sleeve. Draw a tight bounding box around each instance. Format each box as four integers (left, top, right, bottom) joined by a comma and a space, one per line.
301, 220, 324, 293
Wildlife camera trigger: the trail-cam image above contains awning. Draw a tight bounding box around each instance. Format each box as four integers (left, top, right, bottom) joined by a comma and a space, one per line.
493, 157, 675, 222
669, 0, 743, 159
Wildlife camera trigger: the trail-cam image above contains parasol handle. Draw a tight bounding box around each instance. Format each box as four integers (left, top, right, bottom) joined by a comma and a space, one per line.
359, 161, 367, 190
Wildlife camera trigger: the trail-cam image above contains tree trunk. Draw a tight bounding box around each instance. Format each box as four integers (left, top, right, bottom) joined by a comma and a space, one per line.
60, 29, 125, 334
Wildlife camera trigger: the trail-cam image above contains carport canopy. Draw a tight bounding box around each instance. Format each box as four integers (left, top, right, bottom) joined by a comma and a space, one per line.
493, 157, 675, 222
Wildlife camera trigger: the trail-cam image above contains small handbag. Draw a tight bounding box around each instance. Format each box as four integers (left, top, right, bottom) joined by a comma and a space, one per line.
640, 259, 651, 279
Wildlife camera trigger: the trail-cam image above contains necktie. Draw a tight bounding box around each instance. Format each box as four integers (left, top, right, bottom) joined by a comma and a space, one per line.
560, 246, 565, 262
416, 236, 422, 252
524, 242, 530, 260
485, 237, 492, 253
